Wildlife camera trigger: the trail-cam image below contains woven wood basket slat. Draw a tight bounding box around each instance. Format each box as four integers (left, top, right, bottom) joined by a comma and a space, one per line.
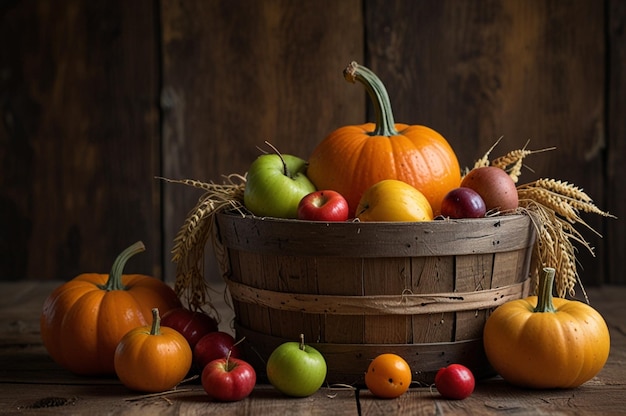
215, 213, 536, 385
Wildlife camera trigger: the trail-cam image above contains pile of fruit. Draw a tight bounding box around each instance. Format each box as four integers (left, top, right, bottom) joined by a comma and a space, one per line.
38, 241, 611, 400
169, 61, 613, 307
39, 61, 614, 401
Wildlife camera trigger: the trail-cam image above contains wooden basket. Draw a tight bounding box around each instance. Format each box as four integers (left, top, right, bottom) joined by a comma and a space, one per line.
215, 212, 536, 385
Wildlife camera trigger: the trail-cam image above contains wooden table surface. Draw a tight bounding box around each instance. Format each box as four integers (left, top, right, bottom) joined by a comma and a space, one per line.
1, 281, 625, 416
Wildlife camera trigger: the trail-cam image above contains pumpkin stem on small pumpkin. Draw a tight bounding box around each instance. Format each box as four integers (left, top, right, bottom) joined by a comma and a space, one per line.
101, 241, 146, 291
343, 61, 398, 137
150, 308, 162, 336
533, 267, 557, 313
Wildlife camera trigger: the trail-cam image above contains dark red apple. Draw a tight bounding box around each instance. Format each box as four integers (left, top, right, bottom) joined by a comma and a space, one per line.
440, 187, 487, 219
194, 331, 242, 370
161, 307, 219, 350
435, 364, 475, 400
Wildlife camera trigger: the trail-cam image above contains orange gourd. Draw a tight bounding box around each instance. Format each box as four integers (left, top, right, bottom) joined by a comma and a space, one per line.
483, 267, 611, 389
307, 62, 461, 216
40, 241, 182, 375
114, 308, 192, 393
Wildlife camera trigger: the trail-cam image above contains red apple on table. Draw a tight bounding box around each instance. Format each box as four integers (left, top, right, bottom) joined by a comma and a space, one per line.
201, 355, 256, 402
297, 190, 350, 221
161, 307, 219, 350
435, 364, 475, 400
440, 187, 487, 219
194, 331, 242, 370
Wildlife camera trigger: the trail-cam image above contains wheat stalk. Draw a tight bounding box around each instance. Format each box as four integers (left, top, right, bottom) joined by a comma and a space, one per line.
159, 174, 246, 311
169, 140, 614, 307
473, 141, 614, 298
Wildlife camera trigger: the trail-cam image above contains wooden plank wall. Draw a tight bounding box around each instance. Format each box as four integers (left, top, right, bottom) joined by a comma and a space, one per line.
1, 0, 624, 288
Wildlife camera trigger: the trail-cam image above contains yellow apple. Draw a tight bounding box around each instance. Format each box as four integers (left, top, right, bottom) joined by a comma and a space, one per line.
356, 179, 433, 222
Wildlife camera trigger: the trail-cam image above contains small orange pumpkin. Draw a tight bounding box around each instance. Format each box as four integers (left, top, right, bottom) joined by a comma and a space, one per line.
40, 241, 182, 375
307, 61, 461, 216
114, 308, 192, 393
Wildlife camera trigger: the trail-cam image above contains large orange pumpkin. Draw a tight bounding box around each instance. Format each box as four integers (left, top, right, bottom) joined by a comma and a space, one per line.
307, 62, 461, 216
40, 241, 182, 375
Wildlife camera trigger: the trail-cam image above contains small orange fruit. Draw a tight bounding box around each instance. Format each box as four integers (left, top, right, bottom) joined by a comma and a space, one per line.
364, 353, 412, 399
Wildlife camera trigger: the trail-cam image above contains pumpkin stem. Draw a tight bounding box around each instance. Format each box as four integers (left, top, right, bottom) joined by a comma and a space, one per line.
101, 241, 146, 291
344, 61, 398, 137
533, 267, 557, 313
150, 308, 161, 336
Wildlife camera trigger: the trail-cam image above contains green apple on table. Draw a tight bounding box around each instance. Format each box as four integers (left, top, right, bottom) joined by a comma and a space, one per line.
243, 153, 316, 219
266, 334, 327, 397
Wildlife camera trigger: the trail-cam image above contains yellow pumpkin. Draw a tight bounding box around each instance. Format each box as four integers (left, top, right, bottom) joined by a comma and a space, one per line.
483, 267, 610, 389
307, 62, 460, 217
40, 241, 182, 375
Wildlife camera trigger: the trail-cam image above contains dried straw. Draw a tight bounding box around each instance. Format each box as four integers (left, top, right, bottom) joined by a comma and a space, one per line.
471, 142, 615, 298
160, 174, 246, 312
169, 141, 614, 309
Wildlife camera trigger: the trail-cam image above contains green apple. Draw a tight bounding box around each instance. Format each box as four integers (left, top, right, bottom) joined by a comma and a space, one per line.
266, 334, 327, 397
244, 153, 316, 218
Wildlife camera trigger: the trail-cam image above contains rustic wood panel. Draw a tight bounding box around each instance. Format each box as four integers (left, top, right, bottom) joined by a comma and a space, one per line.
2, 281, 625, 415
160, 0, 364, 284
0, 0, 161, 280
1, 0, 624, 287
607, 0, 626, 285
365, 0, 608, 287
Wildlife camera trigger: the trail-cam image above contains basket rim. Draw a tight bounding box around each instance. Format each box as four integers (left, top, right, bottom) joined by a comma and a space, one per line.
215, 211, 537, 257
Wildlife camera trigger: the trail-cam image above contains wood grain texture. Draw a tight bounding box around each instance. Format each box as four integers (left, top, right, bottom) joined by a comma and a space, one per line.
1, 281, 625, 414
0, 0, 161, 280
160, 0, 364, 283
607, 0, 626, 285
1, 0, 622, 287
216, 213, 535, 256
365, 0, 607, 286
216, 212, 534, 384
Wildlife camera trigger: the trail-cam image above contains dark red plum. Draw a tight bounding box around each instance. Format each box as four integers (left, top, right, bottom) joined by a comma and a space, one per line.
440, 187, 487, 219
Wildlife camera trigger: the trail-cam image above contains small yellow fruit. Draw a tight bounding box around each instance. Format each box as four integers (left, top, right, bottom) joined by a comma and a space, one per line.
356, 179, 433, 222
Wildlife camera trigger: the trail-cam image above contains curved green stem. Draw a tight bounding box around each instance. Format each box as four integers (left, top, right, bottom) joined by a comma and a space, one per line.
533, 267, 557, 313
343, 61, 398, 137
100, 241, 146, 291
150, 308, 161, 336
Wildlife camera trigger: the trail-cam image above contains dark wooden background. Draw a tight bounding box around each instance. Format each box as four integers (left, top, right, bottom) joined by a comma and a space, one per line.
1, 0, 624, 289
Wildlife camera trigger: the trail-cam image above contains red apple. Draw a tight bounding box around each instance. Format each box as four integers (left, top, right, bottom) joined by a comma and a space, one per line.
202, 356, 256, 402
297, 190, 349, 221
435, 364, 475, 400
161, 307, 219, 350
194, 331, 242, 370
440, 187, 487, 219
